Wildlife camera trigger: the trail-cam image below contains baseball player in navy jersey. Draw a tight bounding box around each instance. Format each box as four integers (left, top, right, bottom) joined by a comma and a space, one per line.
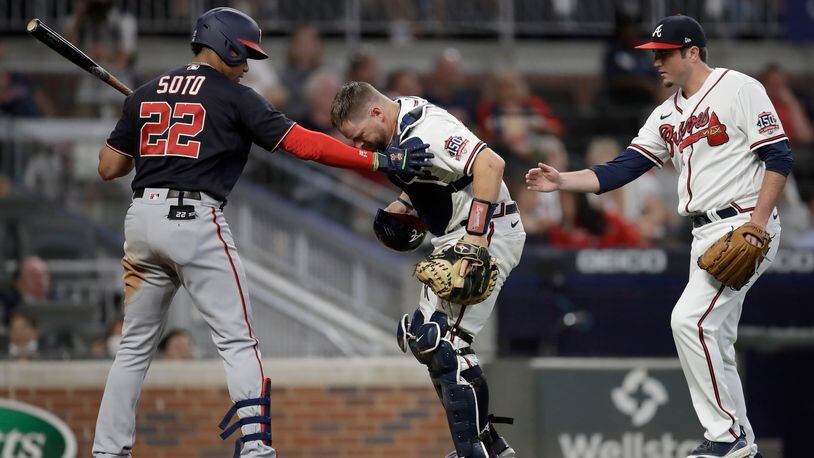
526, 15, 792, 458
331, 82, 525, 458
92, 8, 431, 458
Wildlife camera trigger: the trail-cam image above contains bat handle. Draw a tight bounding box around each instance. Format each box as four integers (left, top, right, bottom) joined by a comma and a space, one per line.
91, 66, 133, 96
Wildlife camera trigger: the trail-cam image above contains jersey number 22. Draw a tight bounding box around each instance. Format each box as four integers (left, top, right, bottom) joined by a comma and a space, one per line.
139, 101, 206, 158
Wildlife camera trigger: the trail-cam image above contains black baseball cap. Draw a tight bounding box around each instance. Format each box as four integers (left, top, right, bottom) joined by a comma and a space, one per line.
636, 14, 706, 50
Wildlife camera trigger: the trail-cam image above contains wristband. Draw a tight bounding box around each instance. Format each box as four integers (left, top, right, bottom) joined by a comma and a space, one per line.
466, 198, 496, 235
397, 197, 413, 211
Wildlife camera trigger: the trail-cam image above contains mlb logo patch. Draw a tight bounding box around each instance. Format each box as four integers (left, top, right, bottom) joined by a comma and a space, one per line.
756, 111, 779, 135
444, 135, 469, 160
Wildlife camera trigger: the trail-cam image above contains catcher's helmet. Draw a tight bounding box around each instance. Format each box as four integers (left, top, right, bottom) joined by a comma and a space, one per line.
373, 209, 428, 252
191, 7, 268, 66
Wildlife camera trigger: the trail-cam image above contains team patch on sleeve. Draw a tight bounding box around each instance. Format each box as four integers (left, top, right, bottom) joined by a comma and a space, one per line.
444, 135, 469, 160
756, 111, 780, 135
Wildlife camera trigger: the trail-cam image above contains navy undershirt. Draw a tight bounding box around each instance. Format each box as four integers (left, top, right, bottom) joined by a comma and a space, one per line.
590, 140, 793, 194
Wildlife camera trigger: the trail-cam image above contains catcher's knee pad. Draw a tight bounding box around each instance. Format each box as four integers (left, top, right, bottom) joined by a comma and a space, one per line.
442, 383, 489, 458
397, 309, 451, 366
218, 378, 272, 458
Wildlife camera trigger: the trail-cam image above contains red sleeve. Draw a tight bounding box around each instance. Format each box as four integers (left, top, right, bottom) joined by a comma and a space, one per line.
279, 124, 376, 171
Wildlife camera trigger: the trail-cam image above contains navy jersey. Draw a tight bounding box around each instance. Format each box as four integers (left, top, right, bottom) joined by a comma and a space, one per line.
106, 63, 294, 200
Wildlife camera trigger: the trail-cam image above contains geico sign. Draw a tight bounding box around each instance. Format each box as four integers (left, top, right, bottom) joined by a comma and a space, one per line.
767, 249, 814, 273
576, 250, 668, 274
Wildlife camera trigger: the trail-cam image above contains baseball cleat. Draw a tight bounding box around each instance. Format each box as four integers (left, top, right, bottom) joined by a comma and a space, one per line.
492, 436, 517, 457
686, 433, 757, 458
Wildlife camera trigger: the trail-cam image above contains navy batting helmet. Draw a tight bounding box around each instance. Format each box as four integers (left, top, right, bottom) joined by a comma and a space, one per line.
373, 210, 428, 252
191, 7, 268, 66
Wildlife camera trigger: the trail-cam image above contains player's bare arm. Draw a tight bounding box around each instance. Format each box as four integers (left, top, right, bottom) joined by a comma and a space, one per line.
525, 162, 600, 193
463, 148, 504, 247
98, 145, 134, 181
746, 170, 787, 246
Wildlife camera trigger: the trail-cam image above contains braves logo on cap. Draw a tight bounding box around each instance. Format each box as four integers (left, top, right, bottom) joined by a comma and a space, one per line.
653, 24, 663, 37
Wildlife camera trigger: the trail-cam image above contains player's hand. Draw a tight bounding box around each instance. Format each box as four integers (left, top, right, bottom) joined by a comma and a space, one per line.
384, 199, 411, 214
525, 162, 562, 192
459, 233, 488, 276
376, 143, 433, 176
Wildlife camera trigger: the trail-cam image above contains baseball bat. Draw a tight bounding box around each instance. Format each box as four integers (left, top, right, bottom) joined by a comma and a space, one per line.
26, 18, 133, 96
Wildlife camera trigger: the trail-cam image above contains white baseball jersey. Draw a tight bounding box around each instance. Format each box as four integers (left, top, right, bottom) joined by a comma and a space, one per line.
391, 96, 513, 235
627, 68, 787, 215
392, 97, 525, 341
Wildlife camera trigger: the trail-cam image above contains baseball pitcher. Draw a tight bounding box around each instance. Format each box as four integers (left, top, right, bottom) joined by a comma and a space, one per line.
526, 15, 792, 458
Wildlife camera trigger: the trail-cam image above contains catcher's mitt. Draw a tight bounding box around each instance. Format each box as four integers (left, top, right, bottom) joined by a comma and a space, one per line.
697, 222, 771, 290
414, 240, 498, 305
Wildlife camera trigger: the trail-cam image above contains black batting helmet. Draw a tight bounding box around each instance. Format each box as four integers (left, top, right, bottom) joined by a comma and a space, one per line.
191, 7, 268, 66
373, 210, 428, 252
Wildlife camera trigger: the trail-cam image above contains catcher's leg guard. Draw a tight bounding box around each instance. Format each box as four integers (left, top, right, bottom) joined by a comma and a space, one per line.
462, 366, 517, 457
442, 382, 489, 458
219, 378, 272, 458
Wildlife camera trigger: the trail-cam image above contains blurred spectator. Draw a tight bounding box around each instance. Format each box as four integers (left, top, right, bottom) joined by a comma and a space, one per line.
477, 70, 565, 158
0, 257, 52, 325
382, 0, 416, 45
347, 47, 383, 88
386, 68, 424, 98
0, 45, 54, 117
279, 25, 323, 120
585, 137, 669, 242
65, 0, 137, 117
90, 317, 123, 358
601, 13, 660, 110
6, 310, 40, 360
298, 70, 343, 137
548, 192, 645, 248
240, 59, 289, 109
158, 329, 195, 360
425, 48, 477, 126
514, 136, 569, 237
760, 63, 814, 144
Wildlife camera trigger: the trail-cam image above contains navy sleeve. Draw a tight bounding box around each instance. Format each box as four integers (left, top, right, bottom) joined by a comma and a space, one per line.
589, 148, 655, 194
106, 95, 137, 157
238, 88, 296, 152
755, 139, 793, 177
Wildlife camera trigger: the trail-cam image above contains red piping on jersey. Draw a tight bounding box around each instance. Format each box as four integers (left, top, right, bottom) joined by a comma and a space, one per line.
683, 70, 731, 214
698, 285, 740, 441
487, 221, 495, 246
730, 201, 755, 213
211, 208, 265, 384
750, 134, 787, 150
450, 304, 468, 344
105, 141, 133, 158
673, 92, 683, 114
629, 143, 664, 167
280, 124, 376, 171
464, 141, 486, 176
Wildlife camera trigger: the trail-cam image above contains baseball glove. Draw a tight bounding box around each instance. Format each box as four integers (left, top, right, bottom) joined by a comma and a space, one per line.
414, 240, 498, 305
697, 222, 771, 290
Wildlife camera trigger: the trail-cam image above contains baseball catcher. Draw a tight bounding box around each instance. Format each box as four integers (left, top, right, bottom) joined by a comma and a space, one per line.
333, 83, 525, 457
